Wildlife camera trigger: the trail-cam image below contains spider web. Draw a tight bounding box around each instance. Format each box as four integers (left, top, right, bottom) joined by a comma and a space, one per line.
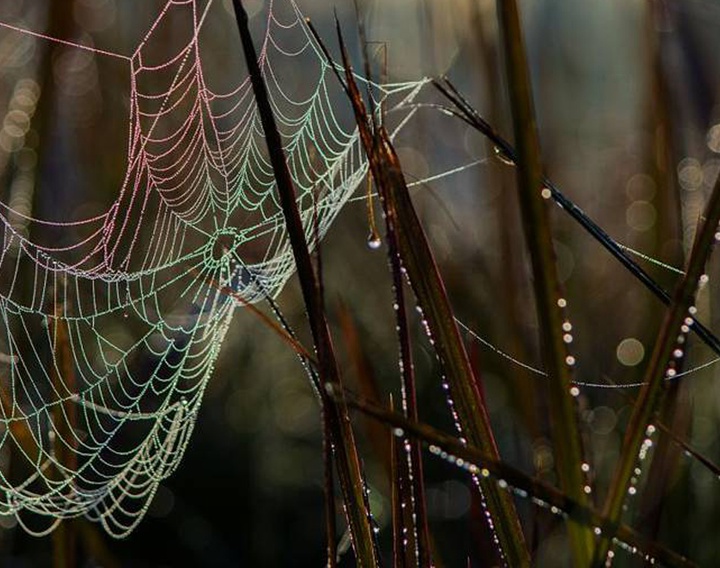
0, 0, 428, 537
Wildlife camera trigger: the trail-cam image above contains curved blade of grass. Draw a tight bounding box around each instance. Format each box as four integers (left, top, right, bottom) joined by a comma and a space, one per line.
331, 388, 697, 568
230, 3, 380, 565
593, 168, 720, 566
318, 19, 529, 566
495, 0, 593, 564
432, 78, 720, 357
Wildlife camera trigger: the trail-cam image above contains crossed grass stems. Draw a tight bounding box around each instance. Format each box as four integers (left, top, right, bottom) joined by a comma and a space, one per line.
229, 0, 719, 566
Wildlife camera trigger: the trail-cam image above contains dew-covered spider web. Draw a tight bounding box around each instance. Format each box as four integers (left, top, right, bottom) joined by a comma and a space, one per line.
0, 0, 430, 537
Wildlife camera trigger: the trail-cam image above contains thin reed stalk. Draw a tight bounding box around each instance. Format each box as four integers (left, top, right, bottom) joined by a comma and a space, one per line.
306, 18, 530, 565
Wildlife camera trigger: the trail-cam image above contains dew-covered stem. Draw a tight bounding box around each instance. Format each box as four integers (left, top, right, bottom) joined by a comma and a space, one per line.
594, 149, 720, 567
231, 2, 380, 565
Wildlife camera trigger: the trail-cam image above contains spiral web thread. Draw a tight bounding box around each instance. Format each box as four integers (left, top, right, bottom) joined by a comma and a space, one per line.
0, 0, 428, 537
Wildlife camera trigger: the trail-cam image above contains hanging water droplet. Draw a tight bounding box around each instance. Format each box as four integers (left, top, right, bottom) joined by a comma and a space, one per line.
367, 233, 382, 250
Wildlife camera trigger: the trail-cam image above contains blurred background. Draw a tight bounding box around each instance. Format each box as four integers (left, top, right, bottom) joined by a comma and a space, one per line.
0, 0, 719, 566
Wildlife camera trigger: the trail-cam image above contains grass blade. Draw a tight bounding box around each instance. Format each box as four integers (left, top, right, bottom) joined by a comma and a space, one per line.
318, 19, 530, 566
230, 3, 380, 565
382, 162, 432, 566
332, 388, 696, 568
593, 165, 720, 565
389, 396, 415, 568
495, 0, 593, 563
322, 406, 338, 568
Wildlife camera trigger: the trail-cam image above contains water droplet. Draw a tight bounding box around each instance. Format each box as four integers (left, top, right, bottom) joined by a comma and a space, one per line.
541, 187, 552, 199
367, 234, 382, 250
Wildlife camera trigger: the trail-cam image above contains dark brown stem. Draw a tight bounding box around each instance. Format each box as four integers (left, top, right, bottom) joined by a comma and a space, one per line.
230, 2, 380, 565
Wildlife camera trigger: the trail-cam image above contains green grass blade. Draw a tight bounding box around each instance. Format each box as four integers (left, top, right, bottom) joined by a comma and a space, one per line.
593, 163, 720, 566
495, 0, 594, 563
